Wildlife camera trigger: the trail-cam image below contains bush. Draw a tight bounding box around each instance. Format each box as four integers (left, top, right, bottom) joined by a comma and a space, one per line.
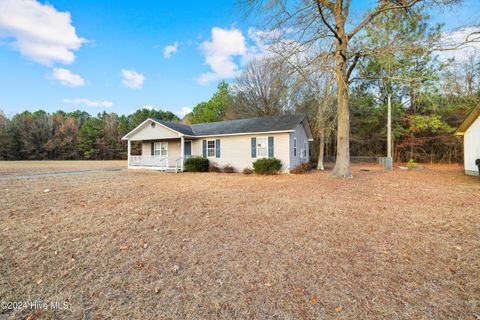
184, 157, 209, 172
253, 158, 282, 175
407, 159, 416, 170
209, 162, 221, 172
223, 165, 235, 173
290, 162, 312, 174
243, 168, 253, 175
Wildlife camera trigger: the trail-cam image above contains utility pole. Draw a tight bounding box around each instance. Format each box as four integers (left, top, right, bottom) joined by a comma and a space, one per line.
386, 93, 393, 170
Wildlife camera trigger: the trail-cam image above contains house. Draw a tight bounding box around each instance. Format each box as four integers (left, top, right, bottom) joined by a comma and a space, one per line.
121, 114, 314, 172
455, 104, 480, 176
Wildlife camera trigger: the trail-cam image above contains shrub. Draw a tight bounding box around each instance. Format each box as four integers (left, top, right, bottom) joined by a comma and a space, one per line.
209, 162, 221, 172
223, 165, 235, 173
407, 159, 416, 170
243, 168, 253, 175
184, 156, 209, 172
290, 162, 312, 174
253, 157, 282, 175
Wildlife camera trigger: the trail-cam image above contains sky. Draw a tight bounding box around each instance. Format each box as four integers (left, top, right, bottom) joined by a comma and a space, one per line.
0, 0, 479, 118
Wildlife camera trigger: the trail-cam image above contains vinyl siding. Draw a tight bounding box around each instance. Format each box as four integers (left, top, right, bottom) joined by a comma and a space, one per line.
141, 140, 181, 167
141, 142, 151, 156
129, 120, 180, 141
190, 133, 291, 172
464, 115, 480, 175
289, 124, 310, 169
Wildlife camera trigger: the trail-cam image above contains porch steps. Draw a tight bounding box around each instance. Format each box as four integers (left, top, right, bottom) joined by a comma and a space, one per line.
162, 167, 182, 173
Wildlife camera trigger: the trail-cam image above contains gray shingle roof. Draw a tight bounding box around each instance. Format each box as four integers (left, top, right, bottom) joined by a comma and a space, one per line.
156, 114, 306, 136
155, 120, 195, 135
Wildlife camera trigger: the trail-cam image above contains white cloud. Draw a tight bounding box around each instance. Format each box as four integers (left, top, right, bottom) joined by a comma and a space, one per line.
121, 69, 145, 89
437, 26, 480, 62
48, 68, 85, 87
163, 41, 178, 59
64, 98, 113, 108
243, 28, 280, 62
0, 0, 86, 66
196, 27, 247, 85
176, 107, 192, 117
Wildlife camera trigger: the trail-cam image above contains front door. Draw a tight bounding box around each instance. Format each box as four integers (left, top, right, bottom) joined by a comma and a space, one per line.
184, 141, 192, 158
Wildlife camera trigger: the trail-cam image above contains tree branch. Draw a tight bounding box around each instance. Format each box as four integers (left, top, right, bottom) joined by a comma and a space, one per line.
346, 52, 362, 82
316, 0, 340, 42
347, 0, 422, 40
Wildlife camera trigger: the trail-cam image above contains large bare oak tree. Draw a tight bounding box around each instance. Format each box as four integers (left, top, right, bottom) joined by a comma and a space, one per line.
244, 0, 462, 177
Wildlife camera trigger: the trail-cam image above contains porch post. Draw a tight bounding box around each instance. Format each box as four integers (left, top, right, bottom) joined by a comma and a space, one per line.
127, 139, 131, 168
180, 136, 184, 172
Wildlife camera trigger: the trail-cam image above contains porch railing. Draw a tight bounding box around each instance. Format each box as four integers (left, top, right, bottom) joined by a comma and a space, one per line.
175, 157, 183, 173
129, 156, 168, 169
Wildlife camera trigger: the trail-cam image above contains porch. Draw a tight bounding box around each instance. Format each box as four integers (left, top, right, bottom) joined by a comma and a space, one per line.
126, 137, 193, 172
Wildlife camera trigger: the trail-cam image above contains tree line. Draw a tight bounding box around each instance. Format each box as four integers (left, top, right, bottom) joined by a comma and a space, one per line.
0, 109, 178, 160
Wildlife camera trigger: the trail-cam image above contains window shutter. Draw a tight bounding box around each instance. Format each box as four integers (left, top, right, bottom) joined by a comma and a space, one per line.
268, 137, 274, 157
251, 137, 256, 158
151, 142, 154, 156
215, 139, 220, 158
202, 140, 207, 157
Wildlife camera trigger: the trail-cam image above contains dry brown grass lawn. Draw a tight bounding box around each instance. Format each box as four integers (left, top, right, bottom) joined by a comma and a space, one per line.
0, 160, 126, 176
0, 162, 479, 319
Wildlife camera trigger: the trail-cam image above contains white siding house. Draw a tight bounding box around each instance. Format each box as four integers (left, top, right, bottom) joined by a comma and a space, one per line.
121, 114, 314, 172
455, 105, 480, 176
290, 123, 312, 168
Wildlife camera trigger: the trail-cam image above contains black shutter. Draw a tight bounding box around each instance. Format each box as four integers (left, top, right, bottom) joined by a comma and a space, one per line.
151, 142, 154, 156
215, 139, 220, 158
268, 137, 274, 157
202, 140, 207, 157
251, 137, 256, 158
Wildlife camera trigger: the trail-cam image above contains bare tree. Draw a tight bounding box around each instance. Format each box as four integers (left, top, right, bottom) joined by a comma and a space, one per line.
243, 0, 464, 177
314, 76, 336, 170
288, 57, 337, 170
230, 57, 290, 118
463, 53, 479, 97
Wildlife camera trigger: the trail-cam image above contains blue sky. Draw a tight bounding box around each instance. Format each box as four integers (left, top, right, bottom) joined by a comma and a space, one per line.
0, 0, 479, 118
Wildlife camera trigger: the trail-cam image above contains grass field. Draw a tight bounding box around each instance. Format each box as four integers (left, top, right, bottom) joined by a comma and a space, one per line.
0, 160, 126, 176
0, 161, 479, 319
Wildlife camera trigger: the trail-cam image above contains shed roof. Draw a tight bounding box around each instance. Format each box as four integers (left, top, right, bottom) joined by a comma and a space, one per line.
455, 104, 480, 136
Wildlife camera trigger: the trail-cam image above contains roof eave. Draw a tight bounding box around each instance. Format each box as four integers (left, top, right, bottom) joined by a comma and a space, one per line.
193, 130, 295, 138
454, 105, 480, 136
121, 118, 152, 140
121, 118, 186, 140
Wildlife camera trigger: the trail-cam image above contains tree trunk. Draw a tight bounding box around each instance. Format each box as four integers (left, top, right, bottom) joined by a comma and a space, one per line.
332, 41, 352, 178
317, 130, 325, 170
410, 132, 414, 160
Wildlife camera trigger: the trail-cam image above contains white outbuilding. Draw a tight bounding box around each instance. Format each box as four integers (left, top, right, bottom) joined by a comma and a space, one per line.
455, 105, 480, 176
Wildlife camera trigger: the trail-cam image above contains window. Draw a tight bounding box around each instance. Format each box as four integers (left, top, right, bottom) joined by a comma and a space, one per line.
293, 138, 297, 157
150, 122, 156, 128
256, 137, 268, 157
154, 142, 167, 157
303, 142, 307, 158
207, 140, 216, 157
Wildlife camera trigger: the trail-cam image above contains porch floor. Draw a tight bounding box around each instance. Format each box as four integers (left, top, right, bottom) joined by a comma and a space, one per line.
128, 165, 182, 172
